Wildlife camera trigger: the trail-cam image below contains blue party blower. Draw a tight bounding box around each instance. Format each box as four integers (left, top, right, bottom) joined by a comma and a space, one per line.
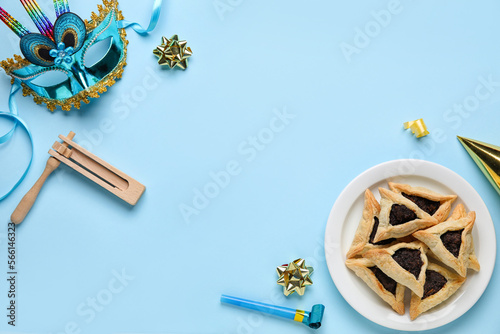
220, 295, 325, 329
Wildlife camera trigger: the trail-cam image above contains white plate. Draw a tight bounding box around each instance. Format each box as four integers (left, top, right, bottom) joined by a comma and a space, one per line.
324, 159, 496, 331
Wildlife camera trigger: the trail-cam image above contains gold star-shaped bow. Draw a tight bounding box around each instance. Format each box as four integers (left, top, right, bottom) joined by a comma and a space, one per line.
153, 35, 192, 69
276, 259, 313, 296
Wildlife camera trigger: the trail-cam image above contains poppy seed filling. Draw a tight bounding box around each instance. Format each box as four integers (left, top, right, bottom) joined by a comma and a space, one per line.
440, 229, 464, 258
402, 193, 440, 216
369, 217, 396, 245
389, 204, 417, 226
422, 270, 447, 299
369, 266, 397, 295
392, 248, 423, 279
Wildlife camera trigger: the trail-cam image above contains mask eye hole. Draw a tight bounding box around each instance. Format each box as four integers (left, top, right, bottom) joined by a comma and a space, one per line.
84, 36, 112, 68
29, 70, 68, 87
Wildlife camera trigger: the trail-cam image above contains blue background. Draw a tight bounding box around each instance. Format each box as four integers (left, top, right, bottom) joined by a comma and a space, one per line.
0, 0, 499, 333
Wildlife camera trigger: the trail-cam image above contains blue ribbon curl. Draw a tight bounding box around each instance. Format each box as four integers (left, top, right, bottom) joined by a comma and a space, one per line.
0, 82, 34, 201
117, 0, 163, 35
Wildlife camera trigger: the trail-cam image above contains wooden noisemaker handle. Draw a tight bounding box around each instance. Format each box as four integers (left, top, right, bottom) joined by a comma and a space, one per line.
10, 158, 60, 224
10, 131, 75, 224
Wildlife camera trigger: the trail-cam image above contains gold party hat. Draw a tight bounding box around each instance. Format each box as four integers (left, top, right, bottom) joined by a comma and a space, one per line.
457, 136, 500, 195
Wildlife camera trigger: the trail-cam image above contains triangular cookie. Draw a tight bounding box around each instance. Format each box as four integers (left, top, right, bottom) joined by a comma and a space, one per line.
346, 189, 397, 259
443, 204, 479, 272
345, 257, 405, 315
410, 262, 466, 320
372, 188, 437, 243
364, 241, 429, 297
413, 210, 479, 277
388, 182, 457, 223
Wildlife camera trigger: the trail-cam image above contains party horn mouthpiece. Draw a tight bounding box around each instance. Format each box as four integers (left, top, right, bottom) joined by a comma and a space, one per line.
220, 295, 325, 329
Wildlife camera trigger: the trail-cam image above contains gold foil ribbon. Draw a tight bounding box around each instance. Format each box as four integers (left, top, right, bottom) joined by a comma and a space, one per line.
404, 119, 429, 138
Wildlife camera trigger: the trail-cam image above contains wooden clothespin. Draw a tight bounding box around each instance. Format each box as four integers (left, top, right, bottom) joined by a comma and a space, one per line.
11, 131, 145, 224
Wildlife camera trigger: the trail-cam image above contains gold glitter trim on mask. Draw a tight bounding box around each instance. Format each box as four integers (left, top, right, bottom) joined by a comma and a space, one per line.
0, 0, 128, 112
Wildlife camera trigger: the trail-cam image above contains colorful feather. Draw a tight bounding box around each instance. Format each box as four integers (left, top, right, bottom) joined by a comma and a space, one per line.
0, 0, 75, 40
0, 7, 30, 37
53, 0, 70, 17
20, 0, 55, 40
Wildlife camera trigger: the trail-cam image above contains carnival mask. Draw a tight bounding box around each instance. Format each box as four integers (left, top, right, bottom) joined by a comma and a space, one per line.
0, 0, 128, 111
